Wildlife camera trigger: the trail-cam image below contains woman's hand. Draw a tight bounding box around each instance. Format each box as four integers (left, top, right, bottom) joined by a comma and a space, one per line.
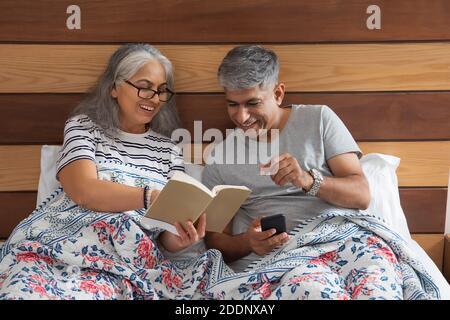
159, 213, 206, 253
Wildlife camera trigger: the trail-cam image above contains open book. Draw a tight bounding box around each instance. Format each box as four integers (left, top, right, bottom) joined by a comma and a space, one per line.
140, 171, 251, 235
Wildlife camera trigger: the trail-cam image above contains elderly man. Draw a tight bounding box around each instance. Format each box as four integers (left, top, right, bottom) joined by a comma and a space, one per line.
202, 45, 370, 272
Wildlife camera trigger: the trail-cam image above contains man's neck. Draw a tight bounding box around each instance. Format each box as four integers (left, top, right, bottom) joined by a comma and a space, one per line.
262, 106, 292, 142
276, 106, 292, 130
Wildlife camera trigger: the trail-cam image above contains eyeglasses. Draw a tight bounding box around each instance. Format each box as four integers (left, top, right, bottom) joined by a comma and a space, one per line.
124, 80, 175, 102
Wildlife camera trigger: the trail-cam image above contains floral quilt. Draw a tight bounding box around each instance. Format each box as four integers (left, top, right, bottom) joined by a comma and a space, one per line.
0, 163, 441, 300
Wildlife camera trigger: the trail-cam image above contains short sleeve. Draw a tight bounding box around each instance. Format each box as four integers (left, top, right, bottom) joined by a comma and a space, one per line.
56, 116, 96, 180
168, 143, 185, 178
321, 106, 362, 160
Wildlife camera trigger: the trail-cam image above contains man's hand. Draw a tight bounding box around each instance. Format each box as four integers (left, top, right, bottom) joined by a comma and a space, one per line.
246, 217, 290, 256
260, 153, 313, 191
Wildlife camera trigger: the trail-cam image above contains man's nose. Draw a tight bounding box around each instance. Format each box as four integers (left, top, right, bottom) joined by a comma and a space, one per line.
235, 106, 250, 124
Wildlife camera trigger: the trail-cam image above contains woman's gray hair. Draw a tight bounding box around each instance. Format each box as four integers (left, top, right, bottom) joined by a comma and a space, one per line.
71, 43, 180, 137
218, 45, 279, 90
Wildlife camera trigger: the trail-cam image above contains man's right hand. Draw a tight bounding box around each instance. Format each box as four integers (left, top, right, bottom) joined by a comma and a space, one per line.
246, 217, 290, 256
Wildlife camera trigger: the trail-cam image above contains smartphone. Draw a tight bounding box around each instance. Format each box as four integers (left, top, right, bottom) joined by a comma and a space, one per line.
260, 214, 287, 235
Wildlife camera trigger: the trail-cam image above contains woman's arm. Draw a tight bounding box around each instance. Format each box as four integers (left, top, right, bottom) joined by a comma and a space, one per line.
58, 159, 152, 212
60, 159, 206, 252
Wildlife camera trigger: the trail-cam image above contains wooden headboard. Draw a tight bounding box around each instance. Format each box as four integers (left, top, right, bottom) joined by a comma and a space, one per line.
0, 1, 449, 279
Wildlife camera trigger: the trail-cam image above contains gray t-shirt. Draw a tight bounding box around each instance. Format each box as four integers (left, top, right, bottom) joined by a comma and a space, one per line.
202, 104, 362, 272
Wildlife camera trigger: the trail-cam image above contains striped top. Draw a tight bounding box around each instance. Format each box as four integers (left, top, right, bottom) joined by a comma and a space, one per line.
56, 114, 184, 183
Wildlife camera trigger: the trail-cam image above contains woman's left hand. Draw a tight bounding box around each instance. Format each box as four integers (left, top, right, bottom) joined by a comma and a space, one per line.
159, 213, 206, 253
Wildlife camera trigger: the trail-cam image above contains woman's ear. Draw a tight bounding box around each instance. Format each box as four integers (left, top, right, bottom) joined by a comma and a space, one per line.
111, 85, 118, 99
274, 83, 285, 106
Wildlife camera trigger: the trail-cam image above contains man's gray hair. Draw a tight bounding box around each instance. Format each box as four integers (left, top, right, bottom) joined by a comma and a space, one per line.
218, 45, 279, 90
72, 43, 180, 137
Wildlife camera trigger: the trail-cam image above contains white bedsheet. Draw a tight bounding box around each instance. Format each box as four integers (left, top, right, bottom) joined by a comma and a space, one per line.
407, 238, 450, 299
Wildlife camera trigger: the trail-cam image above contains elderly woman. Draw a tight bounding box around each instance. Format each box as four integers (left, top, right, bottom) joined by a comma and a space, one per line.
0, 44, 205, 299
58, 43, 205, 252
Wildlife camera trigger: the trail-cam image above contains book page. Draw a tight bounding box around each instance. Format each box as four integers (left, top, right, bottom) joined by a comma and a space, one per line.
140, 216, 179, 235
204, 187, 251, 233
146, 179, 213, 226
212, 184, 251, 195
171, 171, 213, 197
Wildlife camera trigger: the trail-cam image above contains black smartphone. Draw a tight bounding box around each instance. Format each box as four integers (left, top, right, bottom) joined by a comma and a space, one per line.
260, 214, 287, 235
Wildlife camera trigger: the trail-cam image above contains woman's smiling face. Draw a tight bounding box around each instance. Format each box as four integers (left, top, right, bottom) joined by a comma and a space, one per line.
112, 59, 167, 134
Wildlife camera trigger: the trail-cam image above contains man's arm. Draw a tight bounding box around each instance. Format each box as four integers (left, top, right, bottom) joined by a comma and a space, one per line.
315, 152, 371, 210
205, 222, 252, 263
205, 219, 289, 263
264, 152, 370, 210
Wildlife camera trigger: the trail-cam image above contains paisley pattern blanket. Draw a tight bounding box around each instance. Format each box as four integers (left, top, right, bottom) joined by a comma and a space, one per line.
0, 164, 441, 300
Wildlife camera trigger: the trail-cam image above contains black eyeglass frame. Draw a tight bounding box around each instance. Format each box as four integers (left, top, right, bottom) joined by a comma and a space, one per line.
124, 80, 175, 102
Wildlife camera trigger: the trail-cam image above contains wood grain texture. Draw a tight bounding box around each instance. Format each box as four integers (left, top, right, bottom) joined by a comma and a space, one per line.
0, 192, 37, 239
1, 142, 448, 190
0, 191, 446, 242
1, 92, 449, 144
0, 146, 41, 191
189, 142, 450, 187
399, 189, 447, 234
2, 1, 450, 43
359, 141, 450, 187
3, 44, 450, 93
0, 94, 78, 144
411, 234, 445, 271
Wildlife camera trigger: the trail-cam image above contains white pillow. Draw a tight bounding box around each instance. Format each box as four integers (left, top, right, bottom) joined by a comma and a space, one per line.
360, 153, 411, 240
36, 145, 62, 206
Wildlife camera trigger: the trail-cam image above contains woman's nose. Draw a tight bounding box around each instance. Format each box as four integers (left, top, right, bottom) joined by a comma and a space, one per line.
149, 93, 161, 104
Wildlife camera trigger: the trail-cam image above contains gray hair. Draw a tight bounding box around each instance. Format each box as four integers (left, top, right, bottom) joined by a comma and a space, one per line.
71, 43, 180, 137
218, 45, 279, 90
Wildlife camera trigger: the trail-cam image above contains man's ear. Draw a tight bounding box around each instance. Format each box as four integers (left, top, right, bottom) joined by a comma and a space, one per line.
274, 83, 285, 106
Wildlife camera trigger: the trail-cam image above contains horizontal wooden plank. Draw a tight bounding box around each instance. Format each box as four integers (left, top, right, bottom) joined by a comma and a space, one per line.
189, 142, 450, 187
0, 94, 77, 144
0, 142, 449, 191
359, 142, 450, 187
411, 234, 445, 271
0, 192, 38, 239
3, 44, 450, 93
2, 1, 450, 43
0, 146, 42, 191
148, 92, 450, 142
0, 191, 446, 242
1, 92, 450, 144
285, 92, 450, 142
399, 189, 447, 234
